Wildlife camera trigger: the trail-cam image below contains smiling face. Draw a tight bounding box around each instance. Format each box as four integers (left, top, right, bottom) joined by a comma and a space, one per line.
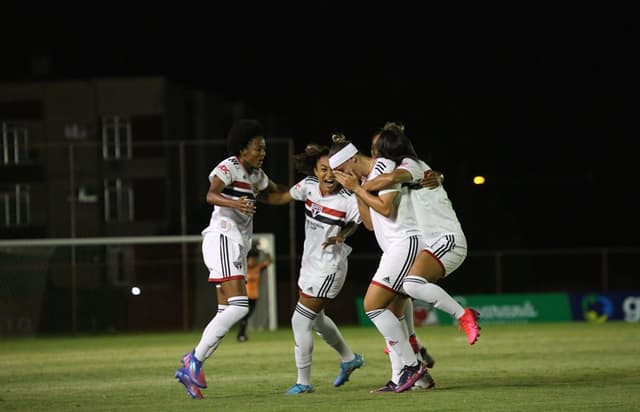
315, 155, 339, 195
239, 137, 266, 170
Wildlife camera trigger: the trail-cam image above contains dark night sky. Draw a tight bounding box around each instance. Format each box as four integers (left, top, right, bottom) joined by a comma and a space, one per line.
2, 3, 637, 249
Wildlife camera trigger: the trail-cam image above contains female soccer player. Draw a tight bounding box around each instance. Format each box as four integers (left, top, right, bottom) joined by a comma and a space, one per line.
175, 118, 284, 399
262, 142, 364, 395
330, 136, 429, 393
366, 123, 480, 346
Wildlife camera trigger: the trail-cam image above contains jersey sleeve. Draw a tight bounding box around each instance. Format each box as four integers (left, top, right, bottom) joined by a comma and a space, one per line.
210, 158, 234, 186
371, 158, 400, 195
345, 194, 361, 224
397, 157, 428, 182
289, 177, 308, 201
255, 169, 270, 192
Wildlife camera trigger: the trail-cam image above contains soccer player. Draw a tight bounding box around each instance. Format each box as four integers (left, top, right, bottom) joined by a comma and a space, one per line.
175, 118, 284, 399
261, 142, 364, 395
330, 136, 430, 393
366, 122, 480, 346
361, 122, 481, 391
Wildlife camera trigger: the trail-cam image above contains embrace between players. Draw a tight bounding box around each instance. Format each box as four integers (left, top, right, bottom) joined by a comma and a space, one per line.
174, 118, 481, 399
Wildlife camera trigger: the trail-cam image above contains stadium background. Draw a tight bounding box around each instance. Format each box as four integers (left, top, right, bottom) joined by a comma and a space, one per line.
1, 4, 637, 335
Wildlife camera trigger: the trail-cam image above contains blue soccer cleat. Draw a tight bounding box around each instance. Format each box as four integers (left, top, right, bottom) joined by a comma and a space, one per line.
333, 353, 364, 387
285, 383, 314, 395
175, 367, 203, 399
181, 350, 207, 388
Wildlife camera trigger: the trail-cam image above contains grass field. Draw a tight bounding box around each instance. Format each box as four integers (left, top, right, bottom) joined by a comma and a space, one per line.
1, 322, 639, 411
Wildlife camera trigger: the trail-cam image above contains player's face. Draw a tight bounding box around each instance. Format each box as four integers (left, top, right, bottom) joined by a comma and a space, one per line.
315, 155, 339, 195
240, 137, 266, 169
334, 156, 357, 176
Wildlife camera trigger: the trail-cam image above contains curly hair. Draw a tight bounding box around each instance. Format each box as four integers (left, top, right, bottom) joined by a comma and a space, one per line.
294, 143, 330, 176
226, 118, 264, 155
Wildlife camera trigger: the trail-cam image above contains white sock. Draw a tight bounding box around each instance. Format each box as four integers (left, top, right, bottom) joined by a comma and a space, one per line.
403, 276, 465, 319
386, 341, 403, 384
292, 303, 316, 386
403, 299, 416, 337
195, 296, 249, 361
313, 310, 355, 362
366, 308, 417, 367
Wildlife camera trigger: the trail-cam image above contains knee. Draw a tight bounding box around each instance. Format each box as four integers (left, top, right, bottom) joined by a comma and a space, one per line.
403, 275, 426, 296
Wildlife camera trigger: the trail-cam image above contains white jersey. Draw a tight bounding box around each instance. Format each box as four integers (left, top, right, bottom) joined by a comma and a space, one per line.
290, 176, 360, 274
366, 157, 422, 252
202, 156, 269, 248
398, 157, 466, 246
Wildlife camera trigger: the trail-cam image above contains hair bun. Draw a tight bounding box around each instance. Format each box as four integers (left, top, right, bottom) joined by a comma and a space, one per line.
331, 133, 347, 143
382, 122, 405, 133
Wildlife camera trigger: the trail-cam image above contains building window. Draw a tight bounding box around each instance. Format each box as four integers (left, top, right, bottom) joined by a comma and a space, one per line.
1, 122, 29, 165
104, 178, 134, 222
0, 184, 31, 226
102, 116, 132, 160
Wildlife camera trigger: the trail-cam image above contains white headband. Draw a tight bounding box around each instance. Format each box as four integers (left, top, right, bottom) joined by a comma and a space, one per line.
329, 143, 358, 169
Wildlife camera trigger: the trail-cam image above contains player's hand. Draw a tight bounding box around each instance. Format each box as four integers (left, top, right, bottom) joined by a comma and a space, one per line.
333, 170, 359, 191
421, 170, 444, 189
322, 235, 344, 249
237, 196, 256, 216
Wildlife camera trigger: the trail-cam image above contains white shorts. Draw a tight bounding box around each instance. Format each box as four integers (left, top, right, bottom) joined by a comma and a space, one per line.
298, 260, 348, 300
202, 231, 247, 283
423, 232, 467, 276
371, 235, 424, 294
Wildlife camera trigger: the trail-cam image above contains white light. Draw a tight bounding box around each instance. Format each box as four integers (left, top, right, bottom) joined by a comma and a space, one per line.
131, 286, 141, 296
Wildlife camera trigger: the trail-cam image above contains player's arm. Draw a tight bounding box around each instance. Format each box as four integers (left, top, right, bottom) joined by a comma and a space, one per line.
334, 170, 397, 218
356, 196, 373, 230
322, 221, 359, 248
257, 179, 292, 205
420, 170, 444, 189
206, 175, 255, 215
362, 169, 412, 192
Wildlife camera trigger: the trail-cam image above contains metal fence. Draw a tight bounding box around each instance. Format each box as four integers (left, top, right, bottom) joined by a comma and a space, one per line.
1, 234, 638, 336
2, 139, 639, 335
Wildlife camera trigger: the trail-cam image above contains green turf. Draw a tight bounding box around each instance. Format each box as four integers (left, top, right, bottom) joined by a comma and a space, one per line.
1, 322, 639, 411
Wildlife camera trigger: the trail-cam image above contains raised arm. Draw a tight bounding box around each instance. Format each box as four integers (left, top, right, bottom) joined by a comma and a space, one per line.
334, 170, 397, 218
362, 168, 412, 192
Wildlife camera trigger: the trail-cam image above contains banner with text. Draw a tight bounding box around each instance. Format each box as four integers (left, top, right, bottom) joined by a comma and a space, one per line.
569, 292, 640, 323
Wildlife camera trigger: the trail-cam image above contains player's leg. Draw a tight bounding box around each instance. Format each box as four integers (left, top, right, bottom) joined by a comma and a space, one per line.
403, 235, 480, 345
286, 294, 325, 394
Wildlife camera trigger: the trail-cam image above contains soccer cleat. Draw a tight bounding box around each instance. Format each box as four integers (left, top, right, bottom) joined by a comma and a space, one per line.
395, 361, 428, 393
370, 380, 397, 394
412, 370, 436, 391
333, 353, 364, 387
175, 367, 203, 399
181, 350, 208, 388
409, 334, 435, 368
237, 335, 248, 342
285, 383, 314, 395
419, 347, 436, 369
458, 308, 481, 345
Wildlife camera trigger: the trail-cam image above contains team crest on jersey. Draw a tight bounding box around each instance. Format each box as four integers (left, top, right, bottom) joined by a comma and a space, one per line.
310, 203, 322, 217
